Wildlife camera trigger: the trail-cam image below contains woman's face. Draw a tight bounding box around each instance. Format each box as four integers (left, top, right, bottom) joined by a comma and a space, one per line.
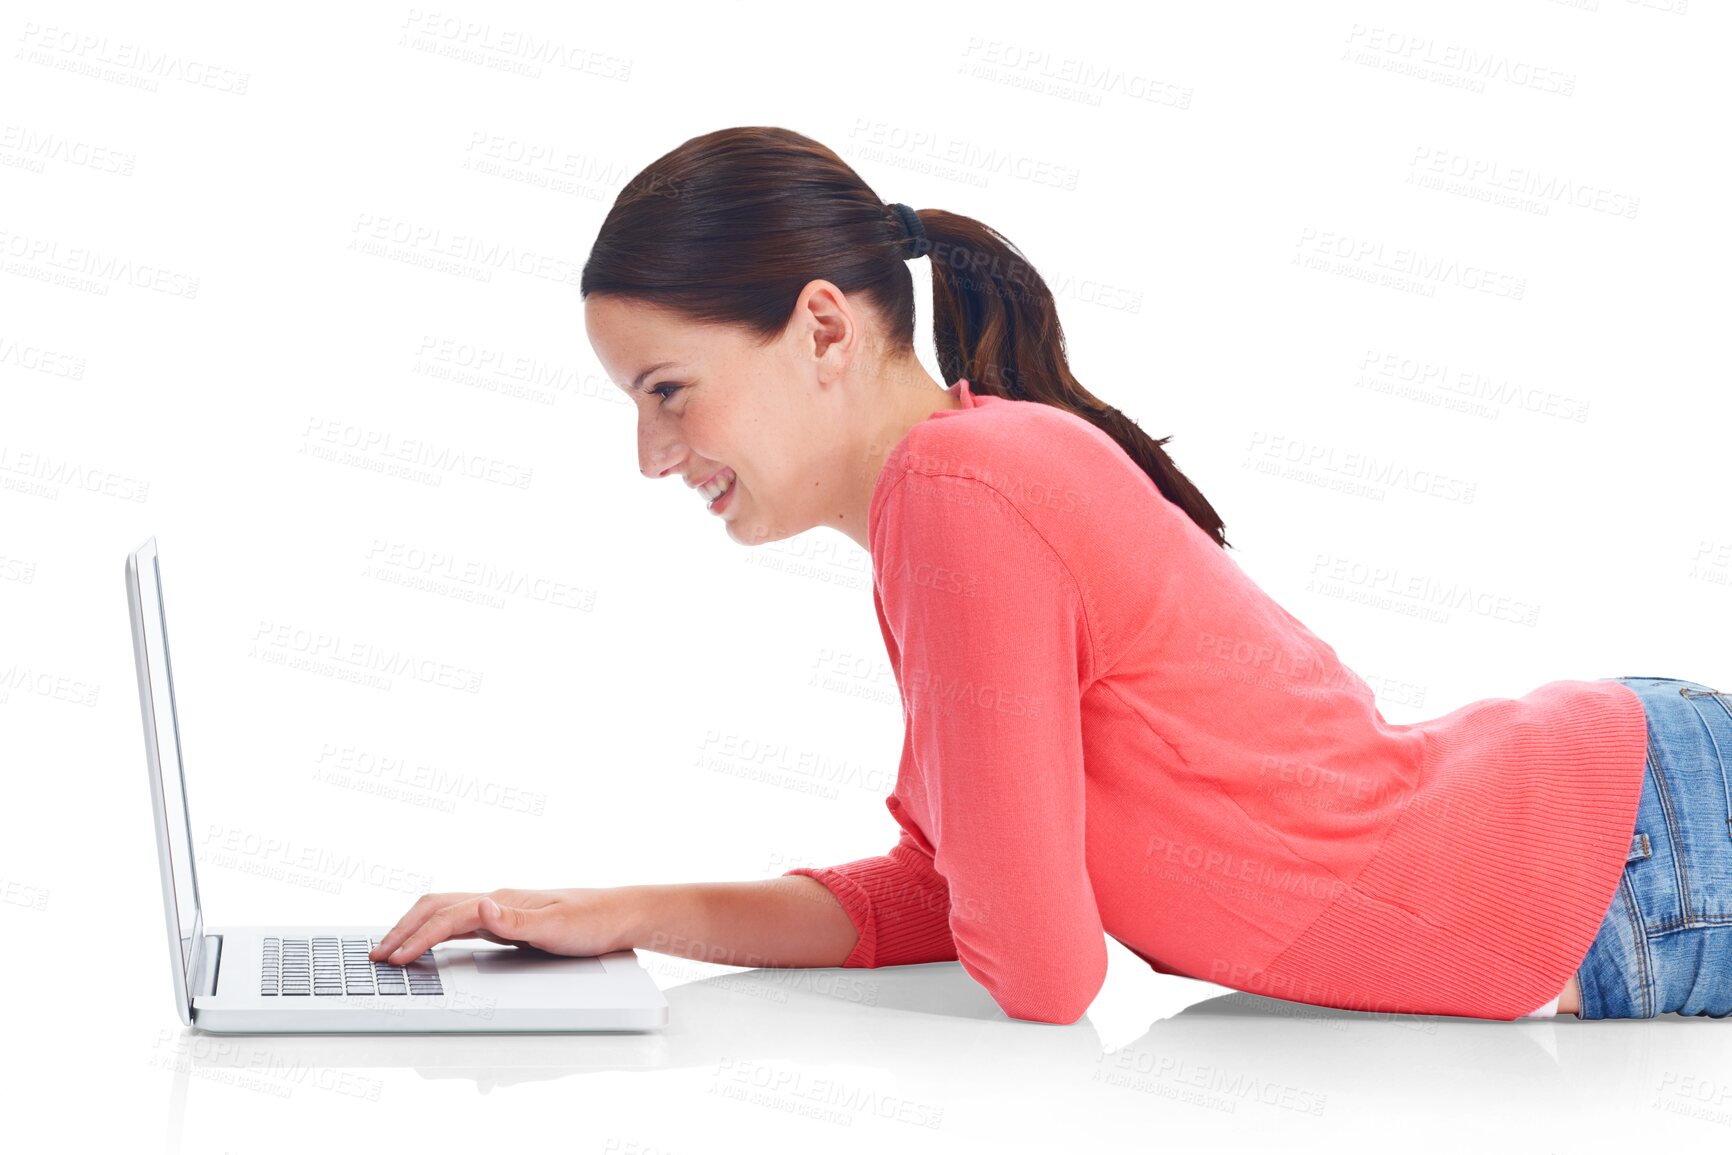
584, 289, 854, 547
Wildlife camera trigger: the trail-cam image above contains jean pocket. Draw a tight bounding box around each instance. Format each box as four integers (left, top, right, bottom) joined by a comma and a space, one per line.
1633, 686, 1732, 936
1622, 815, 1684, 938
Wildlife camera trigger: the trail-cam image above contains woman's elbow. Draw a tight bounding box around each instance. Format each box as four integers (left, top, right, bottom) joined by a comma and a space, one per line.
997, 986, 1098, 1025
991, 959, 1106, 1024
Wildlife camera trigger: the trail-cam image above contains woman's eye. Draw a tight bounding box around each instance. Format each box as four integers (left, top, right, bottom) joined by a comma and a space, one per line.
650, 383, 682, 404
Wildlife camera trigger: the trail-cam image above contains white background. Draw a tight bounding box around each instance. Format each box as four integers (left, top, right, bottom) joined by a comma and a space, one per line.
3, 0, 1729, 1149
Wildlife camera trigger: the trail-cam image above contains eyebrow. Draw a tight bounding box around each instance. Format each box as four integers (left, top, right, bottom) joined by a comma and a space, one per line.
628, 361, 682, 392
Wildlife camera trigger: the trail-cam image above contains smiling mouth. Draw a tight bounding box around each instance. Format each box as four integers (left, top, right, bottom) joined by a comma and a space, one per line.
699, 467, 736, 509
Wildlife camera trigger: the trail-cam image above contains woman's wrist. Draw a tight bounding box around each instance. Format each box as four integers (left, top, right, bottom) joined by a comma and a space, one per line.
603, 878, 857, 968
601, 883, 668, 953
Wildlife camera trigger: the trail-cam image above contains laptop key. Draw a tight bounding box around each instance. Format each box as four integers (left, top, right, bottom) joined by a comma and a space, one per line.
261, 934, 450, 998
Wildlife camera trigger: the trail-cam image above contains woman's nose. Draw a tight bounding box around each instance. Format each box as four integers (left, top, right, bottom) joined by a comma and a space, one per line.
639, 439, 680, 480
640, 444, 674, 478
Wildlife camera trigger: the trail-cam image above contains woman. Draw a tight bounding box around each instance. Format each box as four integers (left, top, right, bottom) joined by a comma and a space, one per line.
370, 126, 1732, 1023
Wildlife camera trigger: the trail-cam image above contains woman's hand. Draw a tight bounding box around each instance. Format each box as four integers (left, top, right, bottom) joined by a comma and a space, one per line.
368, 887, 634, 965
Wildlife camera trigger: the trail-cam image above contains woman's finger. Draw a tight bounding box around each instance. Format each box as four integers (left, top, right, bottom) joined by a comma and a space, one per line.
384, 897, 489, 964
370, 892, 474, 960
371, 889, 559, 960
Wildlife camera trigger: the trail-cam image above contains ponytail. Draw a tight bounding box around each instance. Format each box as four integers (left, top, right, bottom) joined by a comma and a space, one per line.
917, 209, 1230, 550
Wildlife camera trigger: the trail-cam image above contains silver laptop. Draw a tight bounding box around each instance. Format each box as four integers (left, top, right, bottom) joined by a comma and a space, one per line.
126, 536, 669, 1034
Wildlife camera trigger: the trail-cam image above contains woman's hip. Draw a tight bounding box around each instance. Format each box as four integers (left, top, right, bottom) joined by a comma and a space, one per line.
1575, 675, 1732, 1019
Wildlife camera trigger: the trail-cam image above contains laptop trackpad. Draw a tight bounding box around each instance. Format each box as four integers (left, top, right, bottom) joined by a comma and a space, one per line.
471, 949, 605, 977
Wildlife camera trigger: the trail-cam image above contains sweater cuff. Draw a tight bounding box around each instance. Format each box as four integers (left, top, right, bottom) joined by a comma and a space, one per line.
784, 846, 957, 969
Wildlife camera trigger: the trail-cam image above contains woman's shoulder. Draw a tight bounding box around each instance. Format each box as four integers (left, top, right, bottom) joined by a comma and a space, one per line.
872, 394, 1195, 600
897, 393, 1131, 502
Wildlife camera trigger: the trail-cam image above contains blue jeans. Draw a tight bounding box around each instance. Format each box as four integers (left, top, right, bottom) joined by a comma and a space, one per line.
1574, 676, 1732, 1019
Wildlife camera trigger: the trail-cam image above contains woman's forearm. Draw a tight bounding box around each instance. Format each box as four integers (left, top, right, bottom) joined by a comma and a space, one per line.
616, 875, 860, 969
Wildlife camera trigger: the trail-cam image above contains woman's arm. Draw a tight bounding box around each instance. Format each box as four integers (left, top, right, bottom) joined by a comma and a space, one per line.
618, 875, 861, 969
370, 876, 858, 967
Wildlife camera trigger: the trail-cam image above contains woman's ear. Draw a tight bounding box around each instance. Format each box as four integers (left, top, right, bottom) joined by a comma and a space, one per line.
792, 279, 859, 382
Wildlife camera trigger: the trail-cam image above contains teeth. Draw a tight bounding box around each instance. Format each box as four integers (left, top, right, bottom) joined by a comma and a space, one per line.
700, 468, 735, 504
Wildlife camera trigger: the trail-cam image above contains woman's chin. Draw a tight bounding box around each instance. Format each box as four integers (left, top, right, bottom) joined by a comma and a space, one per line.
729, 515, 793, 548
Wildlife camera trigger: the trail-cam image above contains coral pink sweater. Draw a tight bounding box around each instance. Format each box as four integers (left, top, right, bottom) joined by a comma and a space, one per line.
786, 379, 1648, 1024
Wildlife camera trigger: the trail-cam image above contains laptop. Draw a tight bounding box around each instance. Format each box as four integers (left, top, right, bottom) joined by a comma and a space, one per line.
125, 536, 669, 1034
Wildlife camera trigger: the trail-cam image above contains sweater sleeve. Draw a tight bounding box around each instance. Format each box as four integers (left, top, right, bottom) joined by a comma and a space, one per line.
842, 470, 1109, 1024
782, 827, 960, 969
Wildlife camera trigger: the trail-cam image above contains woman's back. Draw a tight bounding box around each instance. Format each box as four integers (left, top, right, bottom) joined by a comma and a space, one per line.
795, 376, 1650, 1023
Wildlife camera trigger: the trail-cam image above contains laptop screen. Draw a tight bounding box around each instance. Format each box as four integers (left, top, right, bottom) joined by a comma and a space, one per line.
128, 540, 203, 1003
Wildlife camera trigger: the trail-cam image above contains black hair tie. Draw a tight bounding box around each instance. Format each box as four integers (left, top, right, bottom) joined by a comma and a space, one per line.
887, 202, 930, 261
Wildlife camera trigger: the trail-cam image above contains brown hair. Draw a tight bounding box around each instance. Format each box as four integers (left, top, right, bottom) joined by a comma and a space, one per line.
580, 125, 1231, 550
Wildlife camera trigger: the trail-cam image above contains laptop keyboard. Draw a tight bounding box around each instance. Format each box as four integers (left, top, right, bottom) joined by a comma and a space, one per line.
260, 936, 443, 997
